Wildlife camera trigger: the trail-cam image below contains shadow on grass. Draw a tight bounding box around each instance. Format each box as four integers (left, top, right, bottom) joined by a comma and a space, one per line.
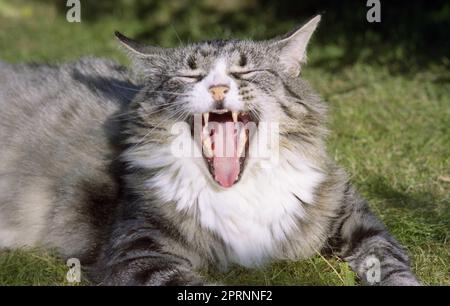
41, 0, 449, 74
362, 175, 449, 245
140, 0, 449, 75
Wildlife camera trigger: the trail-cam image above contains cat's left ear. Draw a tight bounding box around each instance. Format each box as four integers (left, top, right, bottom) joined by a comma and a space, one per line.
272, 15, 321, 77
115, 31, 167, 77
115, 31, 161, 58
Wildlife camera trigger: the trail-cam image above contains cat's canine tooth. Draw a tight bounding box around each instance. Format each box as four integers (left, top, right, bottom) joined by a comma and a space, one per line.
202, 125, 209, 137
203, 112, 209, 126
237, 129, 247, 157
232, 111, 238, 123
202, 136, 214, 158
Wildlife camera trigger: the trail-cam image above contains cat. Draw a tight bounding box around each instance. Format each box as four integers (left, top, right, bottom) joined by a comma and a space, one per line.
0, 15, 419, 285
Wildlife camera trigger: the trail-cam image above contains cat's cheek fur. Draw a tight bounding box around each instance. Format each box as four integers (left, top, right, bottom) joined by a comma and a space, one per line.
189, 82, 213, 114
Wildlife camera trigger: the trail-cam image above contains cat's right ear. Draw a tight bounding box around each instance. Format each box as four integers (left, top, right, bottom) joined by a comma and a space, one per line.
270, 15, 321, 77
115, 31, 162, 58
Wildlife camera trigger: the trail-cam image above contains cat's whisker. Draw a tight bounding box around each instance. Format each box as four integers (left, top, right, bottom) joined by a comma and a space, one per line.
247, 105, 262, 122
110, 98, 187, 120
139, 104, 187, 120
146, 90, 191, 97
126, 107, 188, 152
171, 24, 184, 46
140, 110, 190, 146
109, 83, 142, 92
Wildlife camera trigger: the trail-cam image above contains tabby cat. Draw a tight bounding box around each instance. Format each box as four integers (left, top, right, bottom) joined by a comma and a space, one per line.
0, 15, 419, 285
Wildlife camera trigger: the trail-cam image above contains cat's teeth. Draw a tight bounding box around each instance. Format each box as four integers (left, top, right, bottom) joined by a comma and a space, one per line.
203, 113, 209, 126
202, 126, 209, 139
202, 136, 214, 158
232, 111, 238, 123
237, 128, 247, 157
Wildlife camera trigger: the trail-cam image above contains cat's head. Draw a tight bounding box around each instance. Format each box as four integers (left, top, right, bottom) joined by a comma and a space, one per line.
117, 15, 324, 189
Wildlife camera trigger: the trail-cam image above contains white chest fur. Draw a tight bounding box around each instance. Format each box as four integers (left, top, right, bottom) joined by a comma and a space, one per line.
195, 156, 323, 267
131, 142, 324, 267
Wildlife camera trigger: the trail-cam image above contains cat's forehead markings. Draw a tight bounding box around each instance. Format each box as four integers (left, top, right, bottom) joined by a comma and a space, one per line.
202, 58, 229, 86
208, 58, 227, 78
214, 58, 227, 71
197, 43, 221, 57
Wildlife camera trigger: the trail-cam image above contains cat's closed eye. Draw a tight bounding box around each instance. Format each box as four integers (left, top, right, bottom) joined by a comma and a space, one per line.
231, 70, 269, 80
173, 74, 205, 83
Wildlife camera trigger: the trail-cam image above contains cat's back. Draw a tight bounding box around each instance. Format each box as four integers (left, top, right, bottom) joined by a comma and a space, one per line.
0, 57, 137, 260
0, 57, 137, 175
0, 56, 137, 127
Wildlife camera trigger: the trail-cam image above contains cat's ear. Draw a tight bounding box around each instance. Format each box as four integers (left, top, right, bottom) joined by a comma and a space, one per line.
115, 31, 166, 77
272, 15, 321, 77
114, 31, 161, 58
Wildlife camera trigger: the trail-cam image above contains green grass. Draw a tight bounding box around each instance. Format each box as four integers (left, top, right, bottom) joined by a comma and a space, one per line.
0, 1, 448, 286
0, 249, 75, 286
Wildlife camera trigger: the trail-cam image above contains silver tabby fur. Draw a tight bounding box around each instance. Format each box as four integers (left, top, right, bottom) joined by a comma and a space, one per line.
0, 16, 419, 285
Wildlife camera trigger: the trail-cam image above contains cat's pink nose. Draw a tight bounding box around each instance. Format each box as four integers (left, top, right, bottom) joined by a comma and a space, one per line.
209, 85, 229, 102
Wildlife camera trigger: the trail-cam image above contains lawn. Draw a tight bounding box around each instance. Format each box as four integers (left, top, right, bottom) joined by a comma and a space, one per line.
0, 1, 448, 285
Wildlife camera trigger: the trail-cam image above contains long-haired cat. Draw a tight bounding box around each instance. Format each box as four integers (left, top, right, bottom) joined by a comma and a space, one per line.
0, 15, 419, 285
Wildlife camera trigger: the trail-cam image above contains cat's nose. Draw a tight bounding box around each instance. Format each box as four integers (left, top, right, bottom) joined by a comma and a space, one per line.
209, 85, 229, 102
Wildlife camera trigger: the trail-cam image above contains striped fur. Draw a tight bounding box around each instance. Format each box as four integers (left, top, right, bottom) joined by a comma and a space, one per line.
0, 16, 419, 285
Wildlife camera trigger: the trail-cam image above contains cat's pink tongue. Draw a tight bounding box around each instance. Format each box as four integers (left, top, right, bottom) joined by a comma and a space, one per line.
212, 122, 240, 188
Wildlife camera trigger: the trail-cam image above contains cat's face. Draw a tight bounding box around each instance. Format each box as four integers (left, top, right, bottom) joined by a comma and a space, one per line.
118, 15, 321, 188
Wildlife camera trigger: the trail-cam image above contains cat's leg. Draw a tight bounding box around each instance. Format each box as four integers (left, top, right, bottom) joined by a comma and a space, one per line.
96, 221, 204, 286
325, 184, 420, 286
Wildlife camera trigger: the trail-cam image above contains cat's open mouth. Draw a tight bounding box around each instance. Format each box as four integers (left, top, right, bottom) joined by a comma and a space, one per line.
193, 110, 253, 188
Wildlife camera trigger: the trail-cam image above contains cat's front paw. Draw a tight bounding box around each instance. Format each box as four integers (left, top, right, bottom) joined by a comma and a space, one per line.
142, 268, 206, 286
